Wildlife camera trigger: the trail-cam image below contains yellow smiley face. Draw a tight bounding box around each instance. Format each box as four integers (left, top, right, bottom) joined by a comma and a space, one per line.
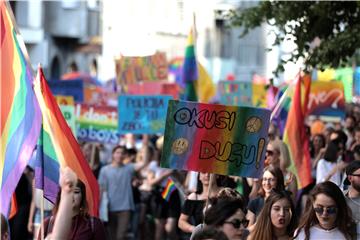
172, 138, 189, 155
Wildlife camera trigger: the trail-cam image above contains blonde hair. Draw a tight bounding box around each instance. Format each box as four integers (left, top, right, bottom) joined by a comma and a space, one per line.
271, 139, 291, 170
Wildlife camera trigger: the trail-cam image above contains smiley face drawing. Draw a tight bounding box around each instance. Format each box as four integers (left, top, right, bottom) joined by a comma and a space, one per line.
246, 117, 262, 133
172, 138, 189, 155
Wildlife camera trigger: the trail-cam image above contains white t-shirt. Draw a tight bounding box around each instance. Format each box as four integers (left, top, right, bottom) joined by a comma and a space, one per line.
295, 226, 346, 240
316, 159, 341, 185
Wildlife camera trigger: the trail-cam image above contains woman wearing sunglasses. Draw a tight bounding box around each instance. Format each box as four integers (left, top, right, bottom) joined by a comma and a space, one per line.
249, 189, 297, 240
295, 181, 356, 240
265, 140, 298, 202
203, 198, 248, 240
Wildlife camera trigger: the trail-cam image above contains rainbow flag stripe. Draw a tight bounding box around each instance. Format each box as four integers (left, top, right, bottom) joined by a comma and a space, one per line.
182, 28, 198, 101
161, 178, 176, 201
0, 2, 41, 216
283, 75, 313, 189
34, 67, 99, 216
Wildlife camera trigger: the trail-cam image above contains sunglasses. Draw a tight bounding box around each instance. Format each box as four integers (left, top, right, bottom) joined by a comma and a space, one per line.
313, 206, 337, 215
224, 219, 249, 228
266, 150, 274, 156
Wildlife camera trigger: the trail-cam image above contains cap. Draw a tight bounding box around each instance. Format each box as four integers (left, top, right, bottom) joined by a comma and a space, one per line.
344, 161, 360, 185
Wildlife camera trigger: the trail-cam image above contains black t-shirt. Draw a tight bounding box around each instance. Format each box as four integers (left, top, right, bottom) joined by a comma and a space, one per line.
181, 199, 206, 226
247, 197, 265, 217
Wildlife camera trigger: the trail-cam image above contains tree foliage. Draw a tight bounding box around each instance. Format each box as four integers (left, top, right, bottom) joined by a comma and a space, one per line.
229, 1, 360, 75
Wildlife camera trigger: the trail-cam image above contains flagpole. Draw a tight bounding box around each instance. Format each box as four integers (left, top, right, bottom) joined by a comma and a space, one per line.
270, 71, 301, 121
40, 190, 44, 240
203, 173, 214, 218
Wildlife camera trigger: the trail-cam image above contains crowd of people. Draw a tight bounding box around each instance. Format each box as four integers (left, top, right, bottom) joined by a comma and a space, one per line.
1, 103, 360, 240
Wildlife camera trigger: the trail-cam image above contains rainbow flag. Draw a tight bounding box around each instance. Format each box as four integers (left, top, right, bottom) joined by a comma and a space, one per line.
161, 178, 176, 201
182, 27, 198, 101
181, 27, 216, 103
0, 2, 41, 217
33, 67, 99, 216
283, 75, 313, 189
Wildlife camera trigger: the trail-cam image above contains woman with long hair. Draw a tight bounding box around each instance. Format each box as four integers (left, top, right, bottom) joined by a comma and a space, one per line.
178, 173, 222, 233
249, 190, 297, 240
40, 173, 106, 239
266, 140, 297, 202
295, 181, 356, 240
316, 141, 343, 185
247, 165, 285, 227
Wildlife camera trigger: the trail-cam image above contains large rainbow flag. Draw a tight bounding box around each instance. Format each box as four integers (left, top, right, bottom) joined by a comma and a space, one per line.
182, 27, 198, 101
0, 2, 42, 217
34, 67, 99, 216
182, 27, 215, 103
283, 75, 313, 189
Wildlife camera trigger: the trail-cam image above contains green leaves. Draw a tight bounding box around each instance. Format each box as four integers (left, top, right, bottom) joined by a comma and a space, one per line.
229, 1, 360, 76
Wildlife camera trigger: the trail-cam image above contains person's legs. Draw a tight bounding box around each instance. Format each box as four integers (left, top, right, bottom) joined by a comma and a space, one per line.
116, 210, 131, 240
108, 211, 118, 240
165, 217, 178, 240
154, 218, 166, 240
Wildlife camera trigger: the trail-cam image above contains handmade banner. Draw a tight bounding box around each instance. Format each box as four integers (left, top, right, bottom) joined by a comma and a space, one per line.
59, 105, 76, 136
218, 81, 268, 108
118, 95, 172, 134
307, 81, 345, 117
76, 104, 120, 144
55, 95, 74, 106
48, 79, 84, 102
55, 95, 76, 135
115, 52, 168, 85
252, 84, 268, 108
354, 67, 360, 97
218, 81, 252, 106
160, 100, 271, 178
127, 81, 179, 99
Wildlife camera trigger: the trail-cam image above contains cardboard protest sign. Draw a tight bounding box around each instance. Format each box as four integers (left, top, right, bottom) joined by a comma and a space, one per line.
354, 67, 360, 97
48, 80, 84, 102
55, 95, 76, 135
252, 84, 268, 108
161, 100, 271, 178
115, 52, 168, 85
218, 81, 252, 106
118, 95, 172, 134
127, 81, 179, 99
307, 81, 345, 117
76, 104, 120, 144
55, 95, 75, 106
218, 81, 269, 108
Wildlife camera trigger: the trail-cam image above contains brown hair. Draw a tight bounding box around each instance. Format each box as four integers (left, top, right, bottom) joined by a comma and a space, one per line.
52, 179, 88, 217
250, 190, 296, 240
258, 165, 285, 197
295, 181, 356, 240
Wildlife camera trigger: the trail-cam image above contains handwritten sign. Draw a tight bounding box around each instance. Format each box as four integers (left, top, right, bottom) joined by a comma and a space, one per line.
160, 100, 271, 178
218, 81, 268, 108
115, 52, 168, 85
218, 81, 252, 106
76, 104, 120, 144
307, 81, 345, 117
118, 95, 172, 134
55, 95, 74, 106
127, 81, 179, 99
48, 80, 84, 102
252, 84, 268, 108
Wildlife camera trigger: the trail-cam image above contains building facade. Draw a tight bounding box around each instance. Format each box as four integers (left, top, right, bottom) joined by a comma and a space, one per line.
10, 0, 102, 80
